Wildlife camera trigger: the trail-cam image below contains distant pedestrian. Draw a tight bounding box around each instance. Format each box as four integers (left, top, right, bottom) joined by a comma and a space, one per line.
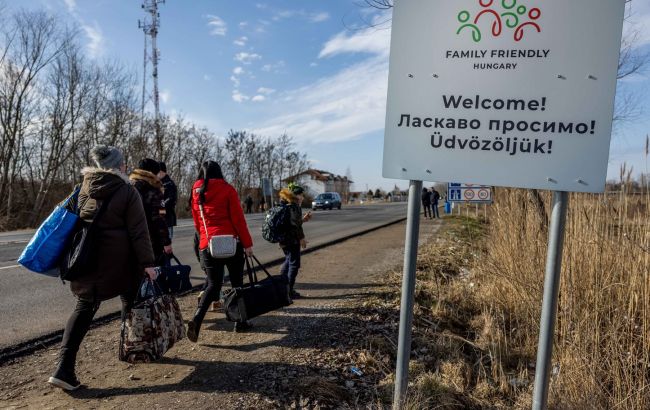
158, 162, 178, 239
245, 194, 254, 214
130, 159, 172, 262
187, 160, 254, 341
422, 188, 432, 219
259, 195, 266, 212
431, 188, 441, 218
48, 146, 157, 391
279, 183, 312, 299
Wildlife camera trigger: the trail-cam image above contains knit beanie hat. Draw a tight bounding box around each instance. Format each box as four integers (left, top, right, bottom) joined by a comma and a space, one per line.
90, 145, 124, 170
138, 158, 161, 175
288, 182, 304, 195
158, 161, 167, 173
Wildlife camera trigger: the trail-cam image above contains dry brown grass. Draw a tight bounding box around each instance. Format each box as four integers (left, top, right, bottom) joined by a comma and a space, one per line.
474, 188, 650, 409
384, 189, 650, 409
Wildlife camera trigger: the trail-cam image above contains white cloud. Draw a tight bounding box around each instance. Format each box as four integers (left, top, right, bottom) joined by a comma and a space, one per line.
268, 9, 329, 23
233, 36, 248, 47
252, 95, 266, 102
63, 0, 76, 13
207, 15, 227, 36
319, 24, 391, 59
82, 23, 105, 59
235, 52, 262, 64
160, 90, 171, 104
232, 90, 249, 103
251, 20, 391, 143
233, 66, 244, 75
273, 10, 295, 21
261, 60, 285, 73
257, 87, 276, 95
310, 62, 318, 67
309, 12, 330, 23
253, 56, 388, 143
230, 75, 240, 88
203, 74, 212, 81
239, 21, 249, 28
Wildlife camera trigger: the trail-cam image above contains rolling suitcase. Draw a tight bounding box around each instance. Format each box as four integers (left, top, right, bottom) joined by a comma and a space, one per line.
223, 255, 291, 323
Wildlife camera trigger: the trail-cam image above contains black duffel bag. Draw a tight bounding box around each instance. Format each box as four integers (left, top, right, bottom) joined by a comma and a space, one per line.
223, 255, 291, 323
155, 254, 193, 294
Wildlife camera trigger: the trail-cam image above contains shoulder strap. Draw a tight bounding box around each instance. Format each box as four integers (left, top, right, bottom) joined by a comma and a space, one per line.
61, 184, 81, 213
198, 203, 210, 239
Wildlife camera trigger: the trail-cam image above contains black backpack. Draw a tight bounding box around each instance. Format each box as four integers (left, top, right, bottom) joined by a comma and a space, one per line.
59, 189, 118, 281
262, 204, 290, 243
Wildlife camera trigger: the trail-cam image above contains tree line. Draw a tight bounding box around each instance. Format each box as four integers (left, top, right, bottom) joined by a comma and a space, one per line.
0, 9, 308, 231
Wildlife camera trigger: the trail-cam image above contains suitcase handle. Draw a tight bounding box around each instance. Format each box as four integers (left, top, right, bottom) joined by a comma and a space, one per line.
161, 253, 182, 267
243, 255, 274, 285
244, 256, 257, 285
249, 255, 274, 280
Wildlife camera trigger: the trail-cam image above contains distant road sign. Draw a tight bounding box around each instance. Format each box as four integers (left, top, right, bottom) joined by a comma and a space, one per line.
447, 183, 492, 203
262, 178, 273, 196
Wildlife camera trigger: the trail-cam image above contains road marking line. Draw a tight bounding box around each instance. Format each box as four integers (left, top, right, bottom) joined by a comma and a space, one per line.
0, 264, 21, 271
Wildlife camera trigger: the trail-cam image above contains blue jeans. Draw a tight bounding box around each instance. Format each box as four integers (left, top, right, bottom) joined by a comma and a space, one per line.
432, 203, 440, 218
280, 243, 301, 291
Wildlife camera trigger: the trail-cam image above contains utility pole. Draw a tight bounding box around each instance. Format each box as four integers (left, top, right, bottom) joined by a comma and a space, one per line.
138, 0, 165, 158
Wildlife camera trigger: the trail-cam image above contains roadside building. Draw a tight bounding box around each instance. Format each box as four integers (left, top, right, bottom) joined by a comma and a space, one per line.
284, 169, 353, 202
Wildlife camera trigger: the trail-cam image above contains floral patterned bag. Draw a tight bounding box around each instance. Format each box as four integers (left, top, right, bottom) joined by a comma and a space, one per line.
119, 279, 185, 363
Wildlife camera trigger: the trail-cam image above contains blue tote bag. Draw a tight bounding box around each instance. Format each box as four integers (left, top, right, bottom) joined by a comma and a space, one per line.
18, 186, 81, 275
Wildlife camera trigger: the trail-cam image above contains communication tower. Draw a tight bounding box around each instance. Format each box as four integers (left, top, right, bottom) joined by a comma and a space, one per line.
138, 0, 165, 155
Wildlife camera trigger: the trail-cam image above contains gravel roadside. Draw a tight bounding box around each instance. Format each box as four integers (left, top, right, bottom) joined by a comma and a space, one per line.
0, 218, 442, 409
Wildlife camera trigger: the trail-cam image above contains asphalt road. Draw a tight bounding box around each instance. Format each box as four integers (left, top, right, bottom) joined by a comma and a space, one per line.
0, 202, 407, 349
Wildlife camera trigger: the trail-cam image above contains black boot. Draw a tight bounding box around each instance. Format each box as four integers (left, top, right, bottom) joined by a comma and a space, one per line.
187, 309, 203, 343
233, 320, 253, 333
48, 348, 81, 391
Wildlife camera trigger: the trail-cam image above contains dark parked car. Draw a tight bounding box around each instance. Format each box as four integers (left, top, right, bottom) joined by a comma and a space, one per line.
312, 192, 342, 210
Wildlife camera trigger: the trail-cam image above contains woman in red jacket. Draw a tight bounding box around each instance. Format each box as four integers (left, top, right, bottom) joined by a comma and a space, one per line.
187, 161, 254, 341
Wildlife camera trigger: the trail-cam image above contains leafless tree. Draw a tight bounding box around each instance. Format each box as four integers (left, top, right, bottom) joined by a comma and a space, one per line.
0, 11, 68, 227
0, 6, 312, 230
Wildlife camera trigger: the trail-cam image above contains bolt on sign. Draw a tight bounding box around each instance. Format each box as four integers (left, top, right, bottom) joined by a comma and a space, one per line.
382, 0, 626, 193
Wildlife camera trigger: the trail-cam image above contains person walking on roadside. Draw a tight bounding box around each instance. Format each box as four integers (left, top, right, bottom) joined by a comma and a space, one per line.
48, 146, 158, 391
279, 183, 312, 300
431, 187, 441, 219
130, 159, 172, 263
244, 194, 254, 214
259, 195, 266, 212
158, 162, 178, 240
187, 161, 254, 341
422, 187, 432, 219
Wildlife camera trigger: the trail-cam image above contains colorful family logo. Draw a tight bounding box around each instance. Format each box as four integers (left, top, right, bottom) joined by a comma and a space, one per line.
457, 0, 541, 43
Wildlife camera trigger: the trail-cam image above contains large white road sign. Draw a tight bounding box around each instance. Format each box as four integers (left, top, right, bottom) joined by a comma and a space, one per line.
383, 0, 626, 193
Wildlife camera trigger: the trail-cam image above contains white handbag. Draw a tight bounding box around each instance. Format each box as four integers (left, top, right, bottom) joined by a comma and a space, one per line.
199, 204, 237, 259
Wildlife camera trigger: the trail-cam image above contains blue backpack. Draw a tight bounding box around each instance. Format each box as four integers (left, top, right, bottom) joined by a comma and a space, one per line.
262, 204, 290, 243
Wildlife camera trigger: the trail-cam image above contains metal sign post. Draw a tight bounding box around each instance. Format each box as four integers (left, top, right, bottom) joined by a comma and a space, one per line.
532, 191, 569, 409
262, 177, 273, 208
393, 180, 423, 409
